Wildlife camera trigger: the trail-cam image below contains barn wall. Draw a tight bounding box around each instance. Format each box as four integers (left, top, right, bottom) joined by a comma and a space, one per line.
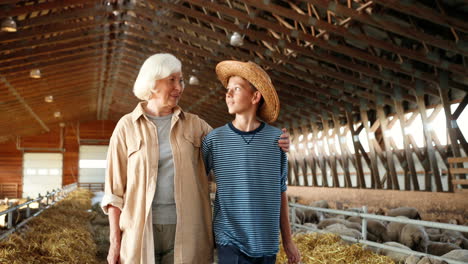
0, 120, 116, 198
289, 186, 468, 223
0, 141, 22, 198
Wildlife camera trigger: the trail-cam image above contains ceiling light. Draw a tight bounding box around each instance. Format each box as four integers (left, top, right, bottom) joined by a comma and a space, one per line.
189, 75, 199, 85
229, 32, 243, 47
54, 111, 61, 118
44, 95, 54, 103
30, 69, 41, 78
1, 17, 17, 32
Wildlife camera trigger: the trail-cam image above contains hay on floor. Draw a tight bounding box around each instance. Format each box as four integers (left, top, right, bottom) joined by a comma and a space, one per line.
276, 232, 395, 264
0, 189, 99, 264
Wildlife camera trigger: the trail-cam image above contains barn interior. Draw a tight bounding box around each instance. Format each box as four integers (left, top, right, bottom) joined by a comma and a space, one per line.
0, 0, 467, 262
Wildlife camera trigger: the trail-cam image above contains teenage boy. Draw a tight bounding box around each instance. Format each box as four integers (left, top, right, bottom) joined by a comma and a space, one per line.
202, 60, 301, 264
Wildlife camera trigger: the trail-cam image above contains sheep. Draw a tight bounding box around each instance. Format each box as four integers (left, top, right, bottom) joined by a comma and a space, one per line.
405, 255, 421, 264
366, 219, 390, 242
416, 257, 439, 264
427, 241, 461, 256
310, 200, 329, 208
387, 216, 409, 242
417, 249, 468, 264
377, 241, 412, 263
426, 228, 442, 242
347, 216, 362, 223
441, 249, 468, 262
437, 230, 468, 250
317, 218, 361, 231
399, 224, 429, 253
294, 207, 323, 224
388, 207, 421, 219
324, 223, 361, 239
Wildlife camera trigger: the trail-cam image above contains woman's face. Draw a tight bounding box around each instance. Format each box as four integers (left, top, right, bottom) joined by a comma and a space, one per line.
151, 72, 184, 108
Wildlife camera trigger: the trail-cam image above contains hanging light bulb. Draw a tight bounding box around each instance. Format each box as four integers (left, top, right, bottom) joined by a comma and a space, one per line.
229, 32, 243, 47
189, 75, 199, 85
1, 17, 17, 32
59, 122, 66, 128
30, 69, 41, 78
44, 95, 54, 103
54, 111, 61, 118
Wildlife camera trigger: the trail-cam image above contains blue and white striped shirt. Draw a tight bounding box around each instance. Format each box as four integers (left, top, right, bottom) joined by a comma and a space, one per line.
202, 122, 288, 257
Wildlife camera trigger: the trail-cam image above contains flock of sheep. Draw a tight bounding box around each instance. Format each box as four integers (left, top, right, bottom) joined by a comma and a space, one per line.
293, 200, 468, 263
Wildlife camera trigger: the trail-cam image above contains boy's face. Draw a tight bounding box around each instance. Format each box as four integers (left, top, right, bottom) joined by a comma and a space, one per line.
225, 76, 260, 115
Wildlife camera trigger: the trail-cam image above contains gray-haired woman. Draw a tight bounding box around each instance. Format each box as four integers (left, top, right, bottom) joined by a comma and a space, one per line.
101, 53, 290, 264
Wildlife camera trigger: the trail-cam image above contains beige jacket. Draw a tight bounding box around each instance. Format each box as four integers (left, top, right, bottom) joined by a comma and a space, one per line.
101, 102, 213, 264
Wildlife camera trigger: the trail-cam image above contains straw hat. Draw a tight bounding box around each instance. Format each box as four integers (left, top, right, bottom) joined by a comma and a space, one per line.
215, 60, 280, 123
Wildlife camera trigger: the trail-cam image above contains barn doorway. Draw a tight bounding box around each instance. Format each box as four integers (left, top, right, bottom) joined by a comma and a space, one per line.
22, 153, 63, 199
79, 145, 108, 190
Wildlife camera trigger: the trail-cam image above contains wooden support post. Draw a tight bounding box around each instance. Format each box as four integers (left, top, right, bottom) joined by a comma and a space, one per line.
375, 95, 399, 190
345, 108, 366, 188
438, 72, 464, 191
360, 104, 381, 189
311, 122, 329, 187
289, 127, 301, 186
415, 82, 442, 191
322, 114, 340, 188
439, 72, 462, 159
394, 88, 420, 191
333, 113, 352, 188
303, 124, 319, 186
299, 125, 310, 187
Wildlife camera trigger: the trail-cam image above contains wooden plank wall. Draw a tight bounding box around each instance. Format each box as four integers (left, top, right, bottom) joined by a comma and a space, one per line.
0, 141, 22, 198
0, 120, 116, 198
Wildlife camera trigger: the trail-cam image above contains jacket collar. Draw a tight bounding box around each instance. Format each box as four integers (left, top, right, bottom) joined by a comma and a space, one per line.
131, 101, 185, 123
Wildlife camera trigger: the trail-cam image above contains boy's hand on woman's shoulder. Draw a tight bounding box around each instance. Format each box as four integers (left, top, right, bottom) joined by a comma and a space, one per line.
278, 128, 290, 152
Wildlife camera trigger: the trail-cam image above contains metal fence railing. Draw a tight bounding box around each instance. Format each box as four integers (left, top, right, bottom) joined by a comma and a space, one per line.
290, 202, 468, 264
0, 183, 77, 240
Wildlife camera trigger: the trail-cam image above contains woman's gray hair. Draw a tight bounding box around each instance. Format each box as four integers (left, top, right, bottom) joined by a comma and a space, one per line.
133, 53, 182, 100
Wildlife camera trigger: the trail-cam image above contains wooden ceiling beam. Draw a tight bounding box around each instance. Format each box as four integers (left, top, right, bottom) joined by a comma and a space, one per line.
300, 0, 468, 61
0, 18, 106, 44
2, 0, 98, 17
5, 77, 97, 100
0, 28, 119, 55
16, 4, 107, 29
243, 0, 467, 79
143, 11, 369, 106
157, 31, 341, 114
0, 48, 111, 75
1, 76, 49, 132
142, 14, 367, 109
182, 0, 455, 95
7, 66, 98, 85
371, 0, 468, 35
0, 37, 113, 63
164, 1, 422, 103
3, 61, 100, 82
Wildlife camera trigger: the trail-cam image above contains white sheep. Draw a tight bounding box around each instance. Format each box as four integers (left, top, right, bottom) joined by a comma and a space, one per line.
399, 224, 429, 253
388, 207, 421, 219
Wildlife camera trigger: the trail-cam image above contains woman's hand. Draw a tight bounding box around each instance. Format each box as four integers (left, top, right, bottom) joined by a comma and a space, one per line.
107, 205, 122, 264
107, 241, 121, 264
283, 240, 301, 264
278, 128, 290, 152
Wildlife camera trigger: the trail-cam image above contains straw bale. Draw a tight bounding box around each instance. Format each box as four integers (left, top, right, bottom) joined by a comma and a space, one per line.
276, 232, 395, 264
0, 188, 99, 264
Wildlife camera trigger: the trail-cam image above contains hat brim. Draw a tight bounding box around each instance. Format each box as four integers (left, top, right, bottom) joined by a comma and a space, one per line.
215, 61, 280, 123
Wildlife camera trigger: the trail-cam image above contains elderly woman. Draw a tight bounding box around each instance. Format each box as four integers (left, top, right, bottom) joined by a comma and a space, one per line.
101, 53, 289, 264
